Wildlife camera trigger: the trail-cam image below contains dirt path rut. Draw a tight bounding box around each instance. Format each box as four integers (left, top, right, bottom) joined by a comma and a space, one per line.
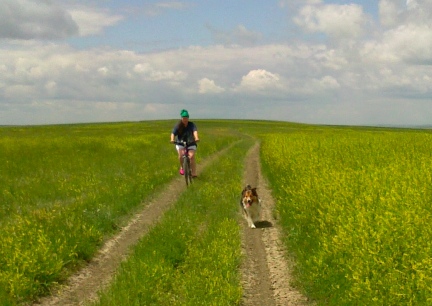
34, 147, 224, 306
35, 142, 309, 306
240, 143, 309, 306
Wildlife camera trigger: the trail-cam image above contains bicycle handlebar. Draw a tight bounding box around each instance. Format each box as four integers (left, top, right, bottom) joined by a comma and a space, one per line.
171, 140, 199, 146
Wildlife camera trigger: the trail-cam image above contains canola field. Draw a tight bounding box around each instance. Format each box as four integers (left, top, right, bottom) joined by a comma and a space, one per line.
261, 128, 432, 305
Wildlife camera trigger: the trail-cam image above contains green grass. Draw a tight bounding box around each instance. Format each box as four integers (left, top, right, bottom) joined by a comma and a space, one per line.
0, 121, 239, 304
93, 140, 253, 305
2, 119, 432, 305
260, 128, 432, 305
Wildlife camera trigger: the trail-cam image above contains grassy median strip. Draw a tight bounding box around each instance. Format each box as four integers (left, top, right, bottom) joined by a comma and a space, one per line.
93, 140, 253, 306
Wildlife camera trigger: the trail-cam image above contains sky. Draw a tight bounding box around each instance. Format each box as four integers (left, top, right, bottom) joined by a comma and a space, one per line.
1, 0, 431, 126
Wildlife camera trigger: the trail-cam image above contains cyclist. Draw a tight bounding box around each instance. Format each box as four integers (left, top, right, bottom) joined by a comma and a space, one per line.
170, 109, 200, 177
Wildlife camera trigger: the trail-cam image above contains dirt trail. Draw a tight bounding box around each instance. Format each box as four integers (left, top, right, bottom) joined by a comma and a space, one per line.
34, 147, 225, 306
35, 142, 309, 306
240, 143, 309, 306
35, 176, 187, 306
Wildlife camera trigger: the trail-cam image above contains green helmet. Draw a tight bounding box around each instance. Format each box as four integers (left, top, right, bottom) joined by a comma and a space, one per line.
180, 109, 189, 118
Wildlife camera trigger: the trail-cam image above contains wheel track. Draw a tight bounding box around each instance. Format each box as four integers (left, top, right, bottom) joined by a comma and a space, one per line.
33, 144, 234, 306
34, 140, 310, 306
240, 142, 310, 306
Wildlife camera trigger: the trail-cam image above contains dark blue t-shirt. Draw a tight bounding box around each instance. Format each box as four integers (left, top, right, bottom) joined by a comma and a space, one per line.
172, 122, 197, 145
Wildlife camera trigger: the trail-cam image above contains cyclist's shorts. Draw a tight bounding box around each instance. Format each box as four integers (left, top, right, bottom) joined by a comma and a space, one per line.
176, 145, 197, 151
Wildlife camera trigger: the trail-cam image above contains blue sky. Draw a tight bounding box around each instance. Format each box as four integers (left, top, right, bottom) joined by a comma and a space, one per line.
0, 0, 431, 126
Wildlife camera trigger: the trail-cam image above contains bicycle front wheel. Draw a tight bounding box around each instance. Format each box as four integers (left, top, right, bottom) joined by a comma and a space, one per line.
187, 158, 193, 185
183, 157, 192, 186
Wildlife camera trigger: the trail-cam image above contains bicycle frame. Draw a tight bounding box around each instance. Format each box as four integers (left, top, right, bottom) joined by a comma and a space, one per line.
173, 140, 193, 186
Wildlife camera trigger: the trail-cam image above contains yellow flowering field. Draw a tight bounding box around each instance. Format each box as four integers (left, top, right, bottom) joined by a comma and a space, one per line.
260, 128, 432, 305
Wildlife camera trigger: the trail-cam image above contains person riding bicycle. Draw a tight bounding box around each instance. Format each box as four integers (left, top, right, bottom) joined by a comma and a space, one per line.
170, 109, 199, 177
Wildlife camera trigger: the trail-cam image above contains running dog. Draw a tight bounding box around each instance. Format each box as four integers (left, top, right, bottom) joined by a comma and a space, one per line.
240, 185, 261, 228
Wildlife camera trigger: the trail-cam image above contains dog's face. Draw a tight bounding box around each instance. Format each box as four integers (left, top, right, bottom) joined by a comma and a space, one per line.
242, 186, 258, 208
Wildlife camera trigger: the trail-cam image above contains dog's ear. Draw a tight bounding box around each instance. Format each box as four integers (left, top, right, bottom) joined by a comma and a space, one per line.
252, 188, 258, 196
241, 188, 246, 196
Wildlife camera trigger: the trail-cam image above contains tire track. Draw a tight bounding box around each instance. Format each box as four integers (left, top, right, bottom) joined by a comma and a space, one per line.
34, 140, 310, 306
240, 142, 310, 306
33, 145, 235, 306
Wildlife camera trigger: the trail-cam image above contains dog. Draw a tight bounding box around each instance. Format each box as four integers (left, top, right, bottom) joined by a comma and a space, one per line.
240, 185, 261, 228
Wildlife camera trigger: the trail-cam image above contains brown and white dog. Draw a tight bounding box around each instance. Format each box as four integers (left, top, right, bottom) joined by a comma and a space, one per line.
240, 185, 261, 228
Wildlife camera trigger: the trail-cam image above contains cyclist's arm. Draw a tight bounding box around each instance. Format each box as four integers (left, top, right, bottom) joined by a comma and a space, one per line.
170, 133, 176, 143
193, 130, 199, 142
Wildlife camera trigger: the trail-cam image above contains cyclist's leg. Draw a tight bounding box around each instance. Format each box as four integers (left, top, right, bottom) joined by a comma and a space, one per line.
177, 146, 186, 173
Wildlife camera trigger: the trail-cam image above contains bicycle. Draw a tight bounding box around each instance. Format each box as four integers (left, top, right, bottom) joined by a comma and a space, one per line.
172, 140, 195, 186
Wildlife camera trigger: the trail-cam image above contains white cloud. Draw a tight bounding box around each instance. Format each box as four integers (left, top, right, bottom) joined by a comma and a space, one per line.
406, 0, 418, 9
0, 0, 432, 128
156, 2, 189, 10
0, 0, 78, 40
133, 63, 187, 81
387, 24, 432, 64
198, 78, 225, 94
207, 24, 262, 46
142, 1, 190, 16
236, 69, 281, 92
379, 0, 432, 28
0, 1, 123, 40
362, 24, 432, 65
44, 81, 57, 95
313, 48, 349, 70
279, 0, 322, 9
379, 0, 402, 27
69, 8, 123, 36
98, 67, 109, 76
405, 0, 432, 25
316, 75, 340, 89
294, 3, 366, 39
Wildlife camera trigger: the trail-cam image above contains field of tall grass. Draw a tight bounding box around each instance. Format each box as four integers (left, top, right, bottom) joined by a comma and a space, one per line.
261, 128, 432, 305
1, 120, 432, 305
0, 121, 239, 304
